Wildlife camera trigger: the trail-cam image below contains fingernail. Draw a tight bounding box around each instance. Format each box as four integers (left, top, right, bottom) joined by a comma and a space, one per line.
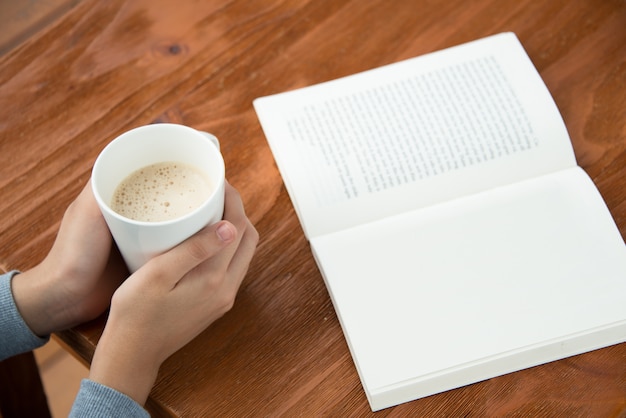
216, 223, 235, 242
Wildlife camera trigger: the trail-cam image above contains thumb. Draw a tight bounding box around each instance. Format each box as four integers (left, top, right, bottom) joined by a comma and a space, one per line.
144, 221, 237, 286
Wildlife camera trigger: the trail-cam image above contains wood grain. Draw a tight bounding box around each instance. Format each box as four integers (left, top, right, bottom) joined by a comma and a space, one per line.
0, 0, 83, 56
1, 0, 624, 416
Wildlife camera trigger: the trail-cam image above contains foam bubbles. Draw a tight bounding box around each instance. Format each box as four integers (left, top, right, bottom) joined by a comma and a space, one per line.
111, 162, 213, 222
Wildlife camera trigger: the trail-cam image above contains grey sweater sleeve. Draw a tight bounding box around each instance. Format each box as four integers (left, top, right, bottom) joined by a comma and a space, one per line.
1, 271, 149, 417
70, 379, 150, 418
0, 271, 49, 360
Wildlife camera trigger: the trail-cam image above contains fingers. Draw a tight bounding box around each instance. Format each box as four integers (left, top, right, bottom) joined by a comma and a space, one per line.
57, 181, 112, 257
47, 180, 112, 274
143, 181, 258, 288
197, 183, 258, 277
217, 183, 259, 296
145, 220, 236, 288
212, 183, 251, 267
65, 180, 106, 224
223, 218, 258, 292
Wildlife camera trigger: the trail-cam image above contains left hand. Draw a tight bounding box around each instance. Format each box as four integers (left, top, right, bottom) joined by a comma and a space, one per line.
12, 181, 126, 336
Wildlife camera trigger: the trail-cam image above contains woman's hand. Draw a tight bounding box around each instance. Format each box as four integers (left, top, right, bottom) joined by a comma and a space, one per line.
12, 181, 125, 337
88, 182, 259, 405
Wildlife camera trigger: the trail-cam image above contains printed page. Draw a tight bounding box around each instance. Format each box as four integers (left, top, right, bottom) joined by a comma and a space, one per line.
310, 166, 626, 409
254, 32, 576, 238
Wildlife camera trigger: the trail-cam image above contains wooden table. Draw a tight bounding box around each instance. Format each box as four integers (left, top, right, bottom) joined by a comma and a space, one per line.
1, 0, 625, 416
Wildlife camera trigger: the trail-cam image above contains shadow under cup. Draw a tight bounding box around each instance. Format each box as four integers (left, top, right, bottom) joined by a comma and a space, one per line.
92, 123, 225, 273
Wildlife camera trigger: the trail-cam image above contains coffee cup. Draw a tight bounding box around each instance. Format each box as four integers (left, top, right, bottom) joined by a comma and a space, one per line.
92, 123, 225, 272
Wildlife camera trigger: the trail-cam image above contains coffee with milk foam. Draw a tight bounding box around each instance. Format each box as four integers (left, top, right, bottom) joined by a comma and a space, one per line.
111, 161, 213, 222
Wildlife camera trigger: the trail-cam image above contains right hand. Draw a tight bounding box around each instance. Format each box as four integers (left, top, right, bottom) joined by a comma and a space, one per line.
88, 181, 259, 405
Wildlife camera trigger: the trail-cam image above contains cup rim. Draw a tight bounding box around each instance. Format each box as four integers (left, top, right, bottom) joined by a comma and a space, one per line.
91, 123, 225, 227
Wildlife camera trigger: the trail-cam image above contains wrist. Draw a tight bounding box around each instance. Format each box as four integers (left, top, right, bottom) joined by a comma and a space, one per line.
89, 321, 163, 406
10, 266, 61, 336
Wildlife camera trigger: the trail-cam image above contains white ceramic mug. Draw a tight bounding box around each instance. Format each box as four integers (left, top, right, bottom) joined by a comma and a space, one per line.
92, 123, 225, 272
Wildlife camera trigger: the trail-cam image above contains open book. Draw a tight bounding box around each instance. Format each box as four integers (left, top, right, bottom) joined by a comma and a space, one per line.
253, 33, 626, 411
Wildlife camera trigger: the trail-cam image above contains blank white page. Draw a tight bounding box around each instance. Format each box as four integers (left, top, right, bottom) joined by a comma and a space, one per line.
311, 166, 626, 408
